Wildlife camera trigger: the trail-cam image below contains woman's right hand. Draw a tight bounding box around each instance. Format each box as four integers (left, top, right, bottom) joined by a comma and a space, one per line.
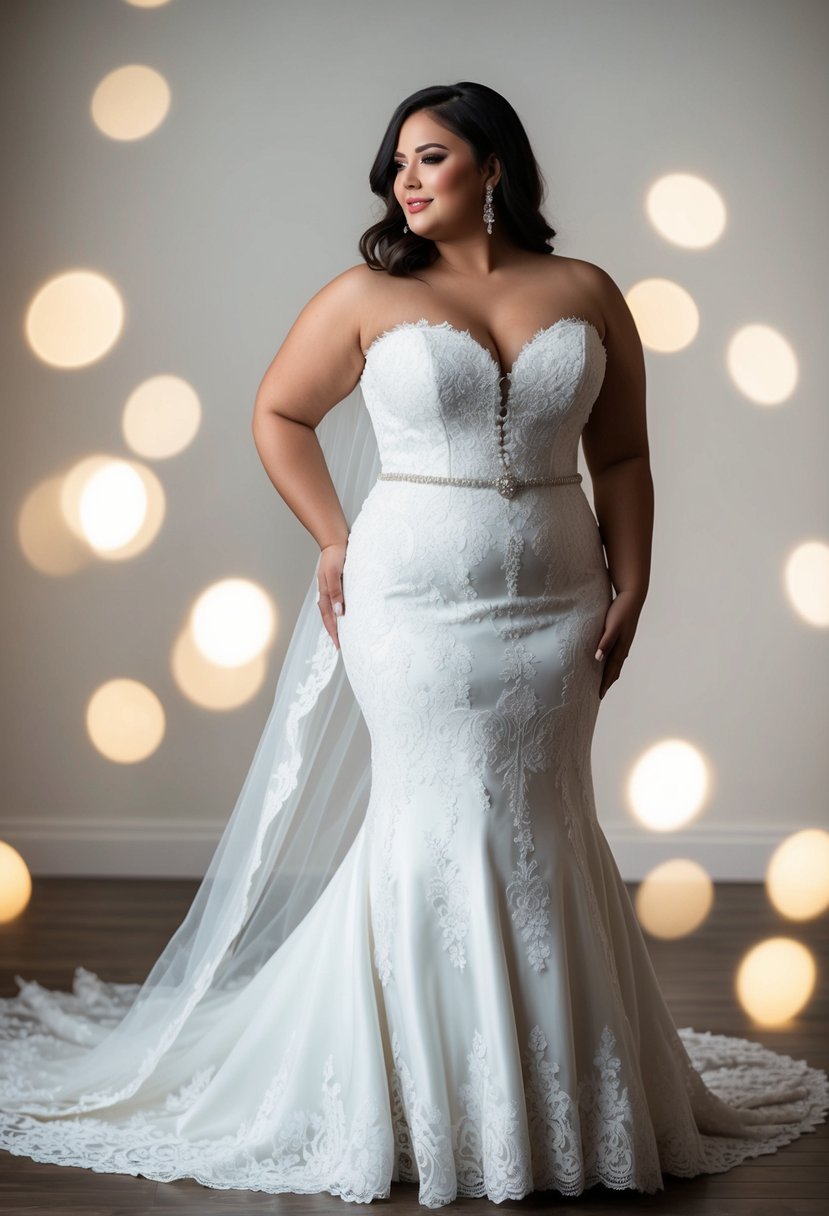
316, 539, 348, 650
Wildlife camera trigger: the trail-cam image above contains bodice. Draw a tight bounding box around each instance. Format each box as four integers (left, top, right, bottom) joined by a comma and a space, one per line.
359, 316, 607, 483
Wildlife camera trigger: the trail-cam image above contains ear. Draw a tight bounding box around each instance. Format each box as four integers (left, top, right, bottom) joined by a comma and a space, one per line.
487, 153, 502, 189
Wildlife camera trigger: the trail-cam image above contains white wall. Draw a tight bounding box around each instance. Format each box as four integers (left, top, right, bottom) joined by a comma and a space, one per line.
1, 0, 827, 879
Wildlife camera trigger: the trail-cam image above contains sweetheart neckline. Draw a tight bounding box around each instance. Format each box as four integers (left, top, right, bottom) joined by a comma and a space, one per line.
360, 315, 605, 385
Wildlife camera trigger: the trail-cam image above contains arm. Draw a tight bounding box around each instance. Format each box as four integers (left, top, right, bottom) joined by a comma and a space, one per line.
251, 264, 369, 647
577, 262, 654, 698
579, 263, 654, 606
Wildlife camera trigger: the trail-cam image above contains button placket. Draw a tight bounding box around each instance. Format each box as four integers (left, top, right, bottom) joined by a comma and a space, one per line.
495, 373, 518, 498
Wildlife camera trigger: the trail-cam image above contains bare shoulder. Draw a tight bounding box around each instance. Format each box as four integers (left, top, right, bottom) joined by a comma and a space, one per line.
324, 262, 392, 344
563, 257, 640, 348
251, 263, 379, 430
306, 262, 377, 313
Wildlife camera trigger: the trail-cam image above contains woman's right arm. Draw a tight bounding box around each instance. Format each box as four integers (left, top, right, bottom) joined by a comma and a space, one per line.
252, 264, 369, 648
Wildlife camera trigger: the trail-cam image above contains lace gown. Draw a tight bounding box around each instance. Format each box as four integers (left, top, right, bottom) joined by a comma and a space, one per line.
1, 317, 827, 1207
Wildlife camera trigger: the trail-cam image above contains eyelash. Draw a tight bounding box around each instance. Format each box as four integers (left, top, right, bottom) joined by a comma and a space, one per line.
392, 156, 445, 172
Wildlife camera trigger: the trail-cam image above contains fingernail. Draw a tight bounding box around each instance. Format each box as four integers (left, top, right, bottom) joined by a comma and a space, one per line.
595, 648, 603, 661
333, 602, 342, 616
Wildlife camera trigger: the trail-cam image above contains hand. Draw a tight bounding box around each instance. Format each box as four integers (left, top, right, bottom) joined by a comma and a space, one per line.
316, 539, 348, 651
594, 589, 645, 700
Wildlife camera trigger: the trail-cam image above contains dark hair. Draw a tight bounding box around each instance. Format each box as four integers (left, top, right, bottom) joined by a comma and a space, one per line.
358, 81, 557, 277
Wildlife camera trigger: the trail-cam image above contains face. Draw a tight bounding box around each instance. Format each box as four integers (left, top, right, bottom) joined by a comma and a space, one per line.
392, 110, 499, 236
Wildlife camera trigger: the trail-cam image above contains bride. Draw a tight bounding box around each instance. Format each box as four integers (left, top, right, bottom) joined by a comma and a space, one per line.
1, 80, 826, 1208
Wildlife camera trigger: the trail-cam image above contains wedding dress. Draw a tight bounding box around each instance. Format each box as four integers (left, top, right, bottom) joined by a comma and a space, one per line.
1, 315, 826, 1207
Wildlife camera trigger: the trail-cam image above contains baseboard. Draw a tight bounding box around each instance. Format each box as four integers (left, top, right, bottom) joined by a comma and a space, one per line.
0, 816, 792, 881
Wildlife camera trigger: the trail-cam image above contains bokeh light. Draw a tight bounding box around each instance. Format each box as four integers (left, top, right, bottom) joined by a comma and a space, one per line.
18, 476, 92, 577
784, 541, 829, 627
726, 324, 798, 405
78, 460, 147, 551
735, 937, 817, 1026
25, 270, 124, 368
624, 278, 699, 352
0, 842, 33, 924
91, 64, 171, 141
627, 739, 711, 830
646, 173, 727, 248
190, 579, 277, 669
60, 455, 166, 560
635, 858, 714, 939
172, 625, 269, 710
766, 828, 829, 920
86, 678, 166, 763
123, 374, 202, 459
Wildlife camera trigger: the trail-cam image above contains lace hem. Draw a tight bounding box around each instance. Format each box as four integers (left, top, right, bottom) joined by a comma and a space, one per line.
1, 977, 826, 1208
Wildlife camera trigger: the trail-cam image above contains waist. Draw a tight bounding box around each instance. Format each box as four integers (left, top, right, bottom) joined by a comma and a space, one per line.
377, 470, 582, 500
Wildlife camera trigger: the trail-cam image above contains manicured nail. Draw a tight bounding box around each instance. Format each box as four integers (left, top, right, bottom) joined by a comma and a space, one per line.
595, 648, 603, 660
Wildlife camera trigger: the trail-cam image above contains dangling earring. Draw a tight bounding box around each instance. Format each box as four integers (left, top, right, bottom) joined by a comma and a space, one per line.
403, 223, 409, 233
483, 182, 495, 235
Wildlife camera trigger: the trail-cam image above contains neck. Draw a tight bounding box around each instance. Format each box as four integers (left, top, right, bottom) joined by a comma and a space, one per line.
431, 226, 519, 279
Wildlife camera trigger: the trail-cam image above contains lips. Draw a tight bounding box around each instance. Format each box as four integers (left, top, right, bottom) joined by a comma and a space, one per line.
406, 199, 431, 212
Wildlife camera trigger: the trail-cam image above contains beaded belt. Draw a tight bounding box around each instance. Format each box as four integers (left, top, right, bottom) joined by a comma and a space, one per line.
377, 470, 582, 500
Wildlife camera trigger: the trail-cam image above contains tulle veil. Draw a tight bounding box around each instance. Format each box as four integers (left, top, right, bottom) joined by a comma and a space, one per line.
0, 388, 380, 1115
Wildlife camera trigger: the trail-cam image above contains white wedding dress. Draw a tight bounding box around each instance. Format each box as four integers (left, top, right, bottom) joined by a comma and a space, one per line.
1, 316, 826, 1207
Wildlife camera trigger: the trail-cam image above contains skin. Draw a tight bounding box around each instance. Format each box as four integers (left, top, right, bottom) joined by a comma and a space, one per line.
252, 109, 653, 702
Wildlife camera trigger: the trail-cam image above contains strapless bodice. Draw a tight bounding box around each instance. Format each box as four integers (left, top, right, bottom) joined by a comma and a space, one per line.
359, 316, 607, 483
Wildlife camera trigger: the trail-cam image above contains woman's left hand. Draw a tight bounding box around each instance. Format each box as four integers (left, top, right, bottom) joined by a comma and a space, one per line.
594, 589, 646, 700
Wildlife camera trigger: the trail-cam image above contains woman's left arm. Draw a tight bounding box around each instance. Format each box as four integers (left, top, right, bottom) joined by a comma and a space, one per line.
578, 262, 654, 700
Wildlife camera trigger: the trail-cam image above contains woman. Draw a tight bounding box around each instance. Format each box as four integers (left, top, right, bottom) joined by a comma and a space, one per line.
1, 80, 826, 1208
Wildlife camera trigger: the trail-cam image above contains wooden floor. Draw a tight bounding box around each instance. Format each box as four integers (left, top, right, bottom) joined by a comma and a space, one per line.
0, 878, 826, 1214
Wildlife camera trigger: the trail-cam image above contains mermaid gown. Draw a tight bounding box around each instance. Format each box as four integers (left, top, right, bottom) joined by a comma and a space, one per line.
0, 316, 826, 1206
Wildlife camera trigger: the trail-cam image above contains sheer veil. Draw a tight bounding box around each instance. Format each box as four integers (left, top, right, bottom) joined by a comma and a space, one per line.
0, 388, 380, 1115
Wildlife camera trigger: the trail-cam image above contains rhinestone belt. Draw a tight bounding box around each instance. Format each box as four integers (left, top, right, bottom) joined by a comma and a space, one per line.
377, 470, 582, 500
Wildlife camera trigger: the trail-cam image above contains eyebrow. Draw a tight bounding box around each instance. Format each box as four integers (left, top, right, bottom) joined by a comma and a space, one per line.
393, 143, 450, 157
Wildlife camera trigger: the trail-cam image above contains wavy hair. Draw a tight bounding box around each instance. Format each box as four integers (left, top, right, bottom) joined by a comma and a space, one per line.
358, 81, 557, 277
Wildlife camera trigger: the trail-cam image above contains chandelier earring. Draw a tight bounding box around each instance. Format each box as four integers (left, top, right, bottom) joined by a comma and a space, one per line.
483, 182, 495, 235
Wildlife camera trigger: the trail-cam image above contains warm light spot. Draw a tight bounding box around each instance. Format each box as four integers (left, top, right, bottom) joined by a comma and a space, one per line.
627, 739, 710, 830
0, 842, 32, 924
124, 0, 172, 8
190, 579, 276, 668
123, 374, 202, 459
646, 173, 727, 248
86, 678, 165, 763
624, 279, 699, 352
79, 460, 147, 551
635, 859, 714, 938
91, 64, 171, 141
172, 625, 268, 710
735, 937, 816, 1026
784, 541, 829, 627
61, 455, 166, 561
25, 270, 124, 368
766, 829, 829, 920
18, 476, 92, 576
61, 455, 113, 541
727, 324, 798, 405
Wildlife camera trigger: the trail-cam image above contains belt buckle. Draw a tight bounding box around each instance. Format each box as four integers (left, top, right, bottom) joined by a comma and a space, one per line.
495, 472, 519, 499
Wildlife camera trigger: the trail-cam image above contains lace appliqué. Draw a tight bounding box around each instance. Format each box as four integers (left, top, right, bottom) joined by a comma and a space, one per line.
476, 638, 554, 972
390, 1020, 658, 1205
1, 1027, 393, 1205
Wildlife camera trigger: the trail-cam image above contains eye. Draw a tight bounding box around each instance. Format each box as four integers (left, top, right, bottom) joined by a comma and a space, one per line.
392, 155, 445, 172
